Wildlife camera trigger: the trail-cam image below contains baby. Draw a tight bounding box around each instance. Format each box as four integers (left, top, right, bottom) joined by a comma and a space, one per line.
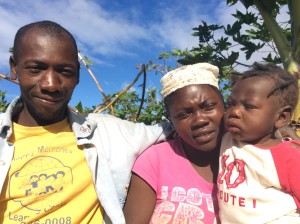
217, 62, 300, 223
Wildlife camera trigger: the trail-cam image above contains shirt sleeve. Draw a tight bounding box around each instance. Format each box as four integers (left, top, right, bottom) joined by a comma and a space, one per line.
272, 140, 300, 208
89, 113, 173, 156
132, 144, 161, 193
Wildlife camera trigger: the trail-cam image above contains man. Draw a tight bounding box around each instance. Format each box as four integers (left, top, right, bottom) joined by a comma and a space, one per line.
0, 21, 169, 224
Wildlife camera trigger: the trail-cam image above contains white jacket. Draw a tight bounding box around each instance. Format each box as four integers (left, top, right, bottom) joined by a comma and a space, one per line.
0, 97, 170, 223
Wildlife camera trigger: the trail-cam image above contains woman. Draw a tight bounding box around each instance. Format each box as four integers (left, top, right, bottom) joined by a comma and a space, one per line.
123, 63, 224, 223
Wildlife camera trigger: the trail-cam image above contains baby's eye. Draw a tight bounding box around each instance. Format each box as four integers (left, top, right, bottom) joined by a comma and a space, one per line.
227, 101, 234, 108
244, 104, 256, 110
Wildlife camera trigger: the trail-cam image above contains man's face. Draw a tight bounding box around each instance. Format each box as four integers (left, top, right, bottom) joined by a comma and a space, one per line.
10, 28, 79, 126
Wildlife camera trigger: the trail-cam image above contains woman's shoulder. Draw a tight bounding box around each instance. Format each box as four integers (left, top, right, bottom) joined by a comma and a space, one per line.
137, 138, 182, 160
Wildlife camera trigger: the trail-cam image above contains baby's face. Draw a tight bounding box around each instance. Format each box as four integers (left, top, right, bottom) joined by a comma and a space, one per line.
225, 77, 281, 145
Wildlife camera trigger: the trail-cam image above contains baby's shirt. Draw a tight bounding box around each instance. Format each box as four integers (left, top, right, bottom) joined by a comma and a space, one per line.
217, 132, 300, 224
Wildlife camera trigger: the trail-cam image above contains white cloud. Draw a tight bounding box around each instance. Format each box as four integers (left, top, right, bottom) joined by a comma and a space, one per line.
0, 0, 150, 69
0, 0, 290, 76
212, 1, 290, 71
121, 82, 137, 93
0, 0, 224, 71
147, 1, 221, 50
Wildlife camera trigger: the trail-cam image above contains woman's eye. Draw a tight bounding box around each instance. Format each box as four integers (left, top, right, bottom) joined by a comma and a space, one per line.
175, 112, 189, 119
204, 103, 216, 111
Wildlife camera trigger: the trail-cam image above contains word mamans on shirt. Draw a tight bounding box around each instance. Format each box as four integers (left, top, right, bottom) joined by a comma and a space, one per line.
151, 186, 215, 224
13, 146, 72, 162
38, 146, 72, 154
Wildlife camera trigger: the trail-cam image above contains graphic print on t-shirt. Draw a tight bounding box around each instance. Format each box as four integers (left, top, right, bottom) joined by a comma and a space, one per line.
151, 186, 216, 224
9, 156, 72, 213
0, 119, 104, 223
132, 138, 218, 224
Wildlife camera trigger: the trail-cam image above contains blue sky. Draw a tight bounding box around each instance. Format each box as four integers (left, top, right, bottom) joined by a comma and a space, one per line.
0, 0, 252, 108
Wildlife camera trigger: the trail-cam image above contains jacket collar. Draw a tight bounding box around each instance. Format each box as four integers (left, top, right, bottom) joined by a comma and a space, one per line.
68, 109, 97, 141
0, 96, 97, 141
0, 96, 21, 136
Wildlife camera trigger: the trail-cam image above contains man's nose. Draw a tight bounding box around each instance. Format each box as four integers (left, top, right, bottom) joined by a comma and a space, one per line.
39, 70, 61, 92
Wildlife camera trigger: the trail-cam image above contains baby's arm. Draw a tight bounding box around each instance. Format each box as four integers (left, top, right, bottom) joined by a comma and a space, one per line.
287, 142, 300, 208
274, 141, 300, 208
123, 173, 156, 223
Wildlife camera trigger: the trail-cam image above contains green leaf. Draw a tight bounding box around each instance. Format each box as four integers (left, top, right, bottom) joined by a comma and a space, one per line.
75, 101, 83, 114
227, 52, 239, 64
239, 0, 254, 8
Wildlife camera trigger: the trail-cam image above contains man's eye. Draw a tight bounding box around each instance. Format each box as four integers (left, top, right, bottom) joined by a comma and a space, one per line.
62, 70, 73, 76
59, 68, 76, 77
28, 67, 41, 73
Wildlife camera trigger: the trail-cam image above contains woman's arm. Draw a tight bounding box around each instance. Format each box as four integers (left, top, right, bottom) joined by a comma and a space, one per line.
276, 125, 300, 141
123, 173, 157, 224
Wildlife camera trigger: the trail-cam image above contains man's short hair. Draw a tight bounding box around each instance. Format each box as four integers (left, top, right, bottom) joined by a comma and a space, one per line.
13, 20, 78, 63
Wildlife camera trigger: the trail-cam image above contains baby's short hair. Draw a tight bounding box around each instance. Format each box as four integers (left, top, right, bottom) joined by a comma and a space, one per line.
230, 62, 299, 110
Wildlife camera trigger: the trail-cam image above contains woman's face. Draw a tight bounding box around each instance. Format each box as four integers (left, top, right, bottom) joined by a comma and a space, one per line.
166, 84, 224, 153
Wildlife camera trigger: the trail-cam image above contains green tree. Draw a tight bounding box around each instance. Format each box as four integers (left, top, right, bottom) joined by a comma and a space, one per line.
74, 87, 166, 125
0, 90, 9, 113
226, 0, 300, 127
102, 88, 166, 125
154, 0, 300, 131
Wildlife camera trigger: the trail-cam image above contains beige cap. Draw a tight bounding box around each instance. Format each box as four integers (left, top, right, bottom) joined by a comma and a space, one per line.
160, 62, 219, 99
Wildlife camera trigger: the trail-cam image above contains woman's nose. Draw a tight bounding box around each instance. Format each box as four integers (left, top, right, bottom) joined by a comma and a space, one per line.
192, 110, 209, 129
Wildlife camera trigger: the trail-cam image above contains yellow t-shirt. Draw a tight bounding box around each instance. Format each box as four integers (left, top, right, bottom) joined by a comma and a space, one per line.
0, 119, 103, 224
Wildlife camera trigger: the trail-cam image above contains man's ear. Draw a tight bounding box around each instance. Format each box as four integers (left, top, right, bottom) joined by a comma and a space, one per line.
275, 105, 292, 129
76, 61, 80, 84
9, 56, 18, 80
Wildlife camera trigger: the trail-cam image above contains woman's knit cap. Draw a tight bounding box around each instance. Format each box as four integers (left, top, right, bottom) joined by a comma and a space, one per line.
160, 62, 219, 99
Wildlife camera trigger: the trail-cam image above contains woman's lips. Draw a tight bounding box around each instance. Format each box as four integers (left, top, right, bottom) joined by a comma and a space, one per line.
193, 130, 215, 143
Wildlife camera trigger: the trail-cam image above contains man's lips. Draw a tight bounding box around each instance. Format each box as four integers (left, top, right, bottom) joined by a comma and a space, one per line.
35, 96, 63, 104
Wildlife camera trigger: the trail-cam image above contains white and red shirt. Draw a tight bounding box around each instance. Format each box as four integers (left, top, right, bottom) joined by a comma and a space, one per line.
133, 138, 219, 224
217, 133, 300, 223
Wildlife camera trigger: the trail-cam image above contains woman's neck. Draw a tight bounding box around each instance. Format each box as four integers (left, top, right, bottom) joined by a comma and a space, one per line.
183, 144, 220, 183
